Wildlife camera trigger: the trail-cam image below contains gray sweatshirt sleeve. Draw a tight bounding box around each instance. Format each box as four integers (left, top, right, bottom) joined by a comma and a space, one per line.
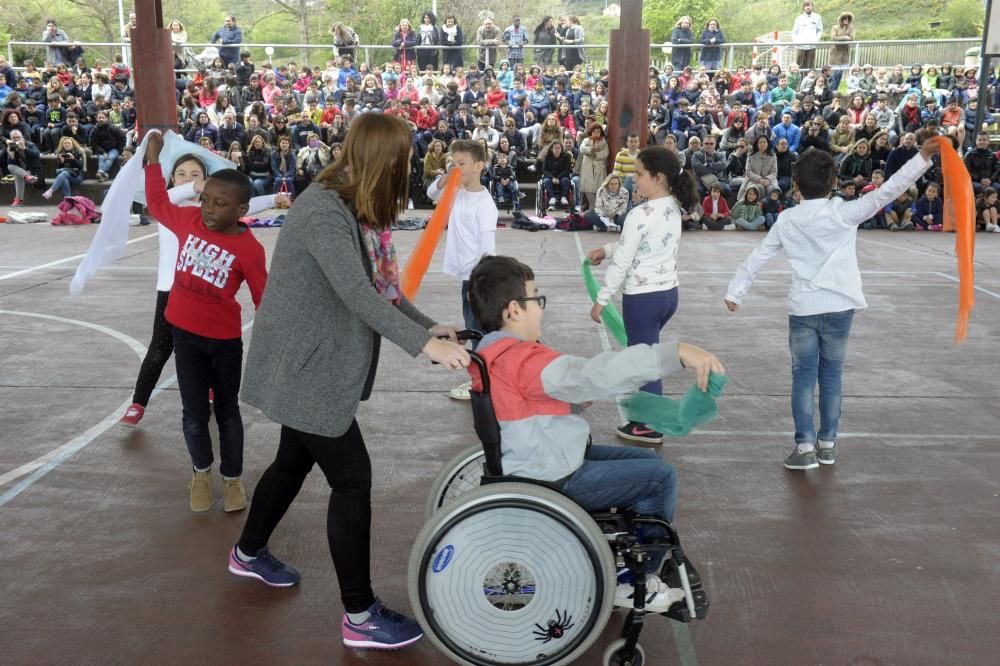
539, 341, 683, 403
305, 209, 432, 357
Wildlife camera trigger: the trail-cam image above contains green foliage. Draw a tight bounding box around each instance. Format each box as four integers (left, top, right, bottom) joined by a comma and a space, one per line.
942, 0, 986, 38
643, 0, 721, 44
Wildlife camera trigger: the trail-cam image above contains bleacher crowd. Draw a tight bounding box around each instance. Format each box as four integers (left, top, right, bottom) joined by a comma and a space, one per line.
2, 8, 1000, 232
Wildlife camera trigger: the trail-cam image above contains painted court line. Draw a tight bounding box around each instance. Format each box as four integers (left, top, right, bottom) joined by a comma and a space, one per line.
0, 232, 158, 282
934, 271, 1000, 300
572, 233, 701, 666
686, 430, 995, 440
0, 311, 254, 505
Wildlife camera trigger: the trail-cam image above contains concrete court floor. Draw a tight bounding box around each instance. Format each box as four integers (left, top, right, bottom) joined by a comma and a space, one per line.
0, 212, 998, 666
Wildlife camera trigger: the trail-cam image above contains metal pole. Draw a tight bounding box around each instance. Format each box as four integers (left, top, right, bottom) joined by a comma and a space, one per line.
975, 0, 993, 138
118, 0, 128, 66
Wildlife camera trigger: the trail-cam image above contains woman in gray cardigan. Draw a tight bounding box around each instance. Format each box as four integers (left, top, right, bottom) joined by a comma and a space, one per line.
228, 113, 470, 650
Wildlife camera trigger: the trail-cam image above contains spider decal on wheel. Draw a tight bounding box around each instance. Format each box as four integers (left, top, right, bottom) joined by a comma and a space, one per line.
532, 609, 575, 643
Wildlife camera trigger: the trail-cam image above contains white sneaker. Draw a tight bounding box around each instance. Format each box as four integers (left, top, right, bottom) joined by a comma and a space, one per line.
407, 198, 414, 210
723, 223, 736, 231
548, 197, 557, 206
560, 197, 569, 206
614, 574, 685, 613
448, 381, 472, 400
988, 222, 1000, 233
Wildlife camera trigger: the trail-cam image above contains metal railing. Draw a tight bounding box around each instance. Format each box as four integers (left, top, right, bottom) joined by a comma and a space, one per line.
8, 37, 981, 74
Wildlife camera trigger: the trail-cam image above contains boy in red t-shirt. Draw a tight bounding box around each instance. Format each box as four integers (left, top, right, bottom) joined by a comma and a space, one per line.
144, 131, 268, 513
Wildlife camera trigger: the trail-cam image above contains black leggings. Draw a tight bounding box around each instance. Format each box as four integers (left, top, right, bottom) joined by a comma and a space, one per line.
238, 421, 375, 613
132, 290, 174, 406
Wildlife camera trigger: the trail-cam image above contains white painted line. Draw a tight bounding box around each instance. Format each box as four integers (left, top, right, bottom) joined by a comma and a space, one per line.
684, 430, 996, 440
934, 271, 1000, 300
0, 310, 254, 505
0, 232, 158, 282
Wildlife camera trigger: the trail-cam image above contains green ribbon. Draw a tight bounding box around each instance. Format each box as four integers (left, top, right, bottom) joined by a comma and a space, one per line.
581, 258, 628, 346
622, 372, 729, 436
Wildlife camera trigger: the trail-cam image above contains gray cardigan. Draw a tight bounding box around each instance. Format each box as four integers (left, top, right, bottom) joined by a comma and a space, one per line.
241, 182, 436, 438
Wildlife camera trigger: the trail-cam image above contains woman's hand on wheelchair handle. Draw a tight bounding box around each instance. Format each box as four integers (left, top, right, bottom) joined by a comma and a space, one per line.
423, 337, 471, 370
677, 343, 726, 392
429, 323, 459, 343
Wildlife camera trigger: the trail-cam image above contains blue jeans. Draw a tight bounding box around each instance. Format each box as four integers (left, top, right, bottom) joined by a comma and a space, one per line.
251, 177, 272, 196
734, 215, 766, 230
788, 310, 855, 445
561, 445, 678, 523
542, 176, 571, 201
51, 169, 83, 197
97, 149, 119, 175
622, 288, 679, 395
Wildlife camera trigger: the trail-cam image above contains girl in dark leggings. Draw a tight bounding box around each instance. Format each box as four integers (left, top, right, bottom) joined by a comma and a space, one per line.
585, 146, 699, 445
226, 113, 470, 651
121, 152, 288, 426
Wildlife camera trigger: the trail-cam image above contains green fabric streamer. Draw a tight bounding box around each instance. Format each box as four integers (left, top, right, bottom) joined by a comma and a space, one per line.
622, 373, 729, 436
581, 259, 628, 346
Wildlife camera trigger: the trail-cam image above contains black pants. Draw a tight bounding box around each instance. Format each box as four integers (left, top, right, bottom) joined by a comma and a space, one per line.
132, 290, 173, 406
238, 422, 375, 613
172, 327, 244, 477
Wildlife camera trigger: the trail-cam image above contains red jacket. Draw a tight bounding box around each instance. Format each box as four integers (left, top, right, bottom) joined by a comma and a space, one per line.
701, 194, 731, 218
144, 165, 268, 340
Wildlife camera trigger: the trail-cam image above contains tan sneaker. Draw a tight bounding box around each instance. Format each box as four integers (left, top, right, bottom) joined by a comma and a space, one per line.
189, 470, 213, 512
223, 477, 248, 512
448, 381, 472, 400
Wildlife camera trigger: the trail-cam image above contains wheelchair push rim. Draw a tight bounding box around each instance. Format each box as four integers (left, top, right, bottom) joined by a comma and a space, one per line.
424, 445, 487, 519
409, 482, 616, 665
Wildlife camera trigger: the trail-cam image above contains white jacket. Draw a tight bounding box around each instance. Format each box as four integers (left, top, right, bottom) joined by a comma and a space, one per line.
598, 195, 681, 305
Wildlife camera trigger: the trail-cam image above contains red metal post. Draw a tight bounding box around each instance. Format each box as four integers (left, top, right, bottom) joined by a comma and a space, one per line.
132, 0, 177, 137
607, 0, 651, 159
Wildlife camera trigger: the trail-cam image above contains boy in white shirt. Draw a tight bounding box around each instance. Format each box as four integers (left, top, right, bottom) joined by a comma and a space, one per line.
428, 139, 499, 400
724, 138, 940, 470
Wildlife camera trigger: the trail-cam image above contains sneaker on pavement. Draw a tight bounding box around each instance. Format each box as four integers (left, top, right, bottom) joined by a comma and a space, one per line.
889, 223, 899, 231
223, 477, 248, 512
120, 402, 145, 426
228, 546, 301, 587
784, 447, 819, 470
448, 381, 472, 400
189, 470, 213, 512
616, 422, 663, 445
614, 574, 685, 613
11, 198, 23, 207
342, 598, 423, 650
817, 441, 836, 465
899, 220, 914, 231
723, 223, 736, 230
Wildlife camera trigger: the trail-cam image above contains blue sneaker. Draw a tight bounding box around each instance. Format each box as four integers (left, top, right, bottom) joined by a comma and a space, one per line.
227, 546, 300, 587
342, 598, 423, 650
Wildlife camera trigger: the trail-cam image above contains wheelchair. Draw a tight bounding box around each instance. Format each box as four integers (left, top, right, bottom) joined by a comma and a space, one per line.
535, 175, 576, 217
409, 331, 709, 666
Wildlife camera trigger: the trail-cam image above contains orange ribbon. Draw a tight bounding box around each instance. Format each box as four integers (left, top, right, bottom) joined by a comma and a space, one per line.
401, 169, 462, 300
932, 135, 976, 343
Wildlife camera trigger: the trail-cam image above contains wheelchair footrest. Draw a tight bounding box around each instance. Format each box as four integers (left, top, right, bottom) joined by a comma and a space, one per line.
663, 588, 710, 623
661, 555, 703, 591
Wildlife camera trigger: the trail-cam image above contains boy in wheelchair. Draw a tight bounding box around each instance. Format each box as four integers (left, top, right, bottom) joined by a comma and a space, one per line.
467, 255, 725, 613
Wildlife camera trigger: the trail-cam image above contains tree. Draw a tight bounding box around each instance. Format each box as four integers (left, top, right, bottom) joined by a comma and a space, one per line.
643, 0, 721, 44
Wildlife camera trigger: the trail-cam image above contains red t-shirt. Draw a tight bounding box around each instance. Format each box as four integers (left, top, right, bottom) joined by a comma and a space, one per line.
144, 164, 268, 340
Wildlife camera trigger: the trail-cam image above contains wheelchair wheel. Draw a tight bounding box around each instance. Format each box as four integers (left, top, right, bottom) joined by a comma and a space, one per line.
424, 445, 487, 519
409, 482, 616, 665
602, 638, 646, 666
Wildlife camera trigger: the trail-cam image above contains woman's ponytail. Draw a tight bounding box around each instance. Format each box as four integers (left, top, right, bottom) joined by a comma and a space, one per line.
637, 146, 699, 210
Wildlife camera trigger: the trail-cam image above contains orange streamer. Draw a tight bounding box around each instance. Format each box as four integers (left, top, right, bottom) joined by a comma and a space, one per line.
401, 169, 462, 300
933, 135, 976, 343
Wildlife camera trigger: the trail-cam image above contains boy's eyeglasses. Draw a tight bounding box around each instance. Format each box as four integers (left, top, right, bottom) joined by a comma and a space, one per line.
518, 295, 546, 310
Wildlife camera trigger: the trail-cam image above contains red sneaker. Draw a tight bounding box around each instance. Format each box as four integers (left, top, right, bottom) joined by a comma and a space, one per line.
120, 403, 145, 426
208, 388, 214, 403
11, 198, 24, 207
